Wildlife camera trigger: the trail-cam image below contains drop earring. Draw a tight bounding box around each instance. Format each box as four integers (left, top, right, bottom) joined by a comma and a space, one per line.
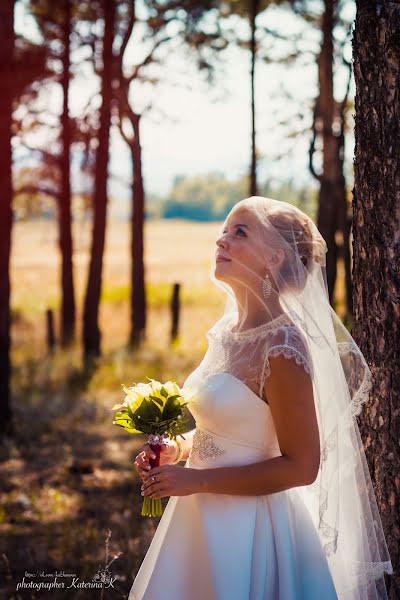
262, 272, 272, 300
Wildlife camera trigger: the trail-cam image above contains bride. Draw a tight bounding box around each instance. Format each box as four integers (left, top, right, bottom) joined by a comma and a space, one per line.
130, 196, 392, 599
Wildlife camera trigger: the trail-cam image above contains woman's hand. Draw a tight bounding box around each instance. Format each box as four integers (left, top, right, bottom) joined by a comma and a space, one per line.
133, 441, 179, 481
141, 464, 200, 499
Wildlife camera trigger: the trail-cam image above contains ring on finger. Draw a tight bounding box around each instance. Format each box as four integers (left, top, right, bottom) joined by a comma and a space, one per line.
144, 476, 158, 493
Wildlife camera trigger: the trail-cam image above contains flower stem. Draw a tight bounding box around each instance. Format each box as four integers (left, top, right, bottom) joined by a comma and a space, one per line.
140, 441, 164, 517
141, 496, 162, 517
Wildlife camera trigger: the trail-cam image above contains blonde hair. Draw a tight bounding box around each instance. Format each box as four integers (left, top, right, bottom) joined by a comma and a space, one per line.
267, 210, 316, 293
237, 197, 326, 294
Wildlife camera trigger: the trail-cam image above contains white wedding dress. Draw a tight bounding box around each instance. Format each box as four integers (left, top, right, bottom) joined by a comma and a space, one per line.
129, 371, 338, 600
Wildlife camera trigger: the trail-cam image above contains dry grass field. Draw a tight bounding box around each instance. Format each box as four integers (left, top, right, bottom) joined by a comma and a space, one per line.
10, 217, 226, 350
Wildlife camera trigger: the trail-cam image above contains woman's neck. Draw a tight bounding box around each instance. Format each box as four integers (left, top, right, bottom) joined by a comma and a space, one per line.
233, 286, 283, 328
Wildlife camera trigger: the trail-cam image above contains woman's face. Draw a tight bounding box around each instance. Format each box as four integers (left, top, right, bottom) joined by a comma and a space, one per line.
214, 207, 267, 290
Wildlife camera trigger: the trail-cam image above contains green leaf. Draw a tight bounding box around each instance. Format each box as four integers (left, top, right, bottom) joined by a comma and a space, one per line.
149, 394, 164, 407
162, 396, 182, 421
114, 411, 131, 422
133, 398, 162, 429
121, 425, 144, 434
166, 394, 181, 401
113, 418, 143, 434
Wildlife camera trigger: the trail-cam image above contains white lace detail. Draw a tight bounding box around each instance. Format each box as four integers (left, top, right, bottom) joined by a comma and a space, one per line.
339, 561, 393, 591
267, 346, 312, 374
345, 366, 372, 419
337, 341, 358, 354
337, 341, 373, 420
224, 312, 293, 341
259, 327, 313, 396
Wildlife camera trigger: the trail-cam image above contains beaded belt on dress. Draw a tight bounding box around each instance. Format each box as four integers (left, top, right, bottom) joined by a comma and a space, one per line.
190, 427, 226, 461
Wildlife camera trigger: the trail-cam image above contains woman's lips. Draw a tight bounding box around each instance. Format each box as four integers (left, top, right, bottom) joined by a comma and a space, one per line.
216, 256, 231, 262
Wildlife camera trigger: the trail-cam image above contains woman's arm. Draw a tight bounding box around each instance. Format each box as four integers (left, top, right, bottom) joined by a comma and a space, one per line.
195, 355, 320, 496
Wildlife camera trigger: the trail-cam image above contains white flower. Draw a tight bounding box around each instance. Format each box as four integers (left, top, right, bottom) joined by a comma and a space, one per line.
134, 382, 153, 396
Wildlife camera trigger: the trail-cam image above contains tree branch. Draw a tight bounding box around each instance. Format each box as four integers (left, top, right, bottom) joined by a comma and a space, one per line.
125, 35, 172, 84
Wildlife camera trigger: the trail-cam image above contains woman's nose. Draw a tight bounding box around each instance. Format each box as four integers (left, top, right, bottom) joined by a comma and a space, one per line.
216, 235, 227, 249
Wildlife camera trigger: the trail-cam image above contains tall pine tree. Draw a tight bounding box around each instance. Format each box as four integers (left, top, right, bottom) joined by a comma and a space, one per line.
0, 0, 15, 435
352, 2, 400, 596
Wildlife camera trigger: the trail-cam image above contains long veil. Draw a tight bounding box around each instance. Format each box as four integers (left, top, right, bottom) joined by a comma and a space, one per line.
182, 196, 393, 599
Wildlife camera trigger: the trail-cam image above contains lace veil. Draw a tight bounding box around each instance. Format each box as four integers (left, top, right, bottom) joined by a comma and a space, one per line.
182, 196, 393, 599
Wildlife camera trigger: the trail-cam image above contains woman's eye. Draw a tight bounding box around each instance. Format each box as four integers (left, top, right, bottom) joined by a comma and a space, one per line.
221, 228, 246, 236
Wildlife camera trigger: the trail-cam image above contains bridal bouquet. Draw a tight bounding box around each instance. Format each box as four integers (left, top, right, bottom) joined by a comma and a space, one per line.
111, 378, 192, 517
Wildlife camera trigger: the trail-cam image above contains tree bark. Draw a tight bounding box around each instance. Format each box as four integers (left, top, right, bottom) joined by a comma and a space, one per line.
336, 57, 353, 321
129, 113, 147, 348
114, 0, 146, 348
316, 0, 339, 306
59, 0, 75, 346
0, 0, 15, 436
336, 102, 353, 320
249, 0, 259, 197
352, 2, 400, 596
83, 0, 115, 361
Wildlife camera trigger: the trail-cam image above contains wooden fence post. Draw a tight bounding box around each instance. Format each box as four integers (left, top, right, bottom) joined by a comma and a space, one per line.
170, 283, 180, 342
46, 308, 55, 352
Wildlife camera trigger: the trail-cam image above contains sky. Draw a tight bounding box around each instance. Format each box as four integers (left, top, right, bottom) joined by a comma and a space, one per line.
14, 1, 356, 213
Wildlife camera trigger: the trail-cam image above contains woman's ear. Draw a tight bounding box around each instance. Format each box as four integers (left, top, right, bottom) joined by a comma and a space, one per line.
266, 249, 285, 270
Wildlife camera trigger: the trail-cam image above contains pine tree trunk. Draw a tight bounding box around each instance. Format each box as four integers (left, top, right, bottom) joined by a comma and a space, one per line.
337, 172, 353, 320
83, 0, 115, 361
0, 0, 14, 436
337, 50, 353, 321
59, 0, 75, 346
311, 0, 352, 315
352, 2, 400, 596
129, 113, 146, 348
316, 0, 340, 306
249, 0, 258, 197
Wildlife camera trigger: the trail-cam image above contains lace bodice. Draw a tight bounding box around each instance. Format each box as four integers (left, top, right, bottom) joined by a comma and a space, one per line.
198, 315, 314, 407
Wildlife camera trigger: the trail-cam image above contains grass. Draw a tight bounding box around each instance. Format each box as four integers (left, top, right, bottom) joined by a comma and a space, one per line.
1, 332, 199, 598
